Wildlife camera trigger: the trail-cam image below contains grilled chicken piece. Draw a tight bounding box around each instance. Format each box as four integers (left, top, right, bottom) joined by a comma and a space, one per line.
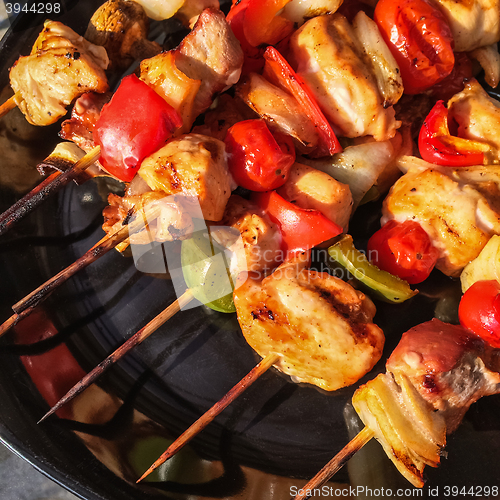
433, 0, 500, 52
277, 162, 353, 232
354, 319, 500, 487
237, 73, 320, 153
85, 0, 161, 71
382, 165, 500, 276
60, 92, 111, 152
138, 134, 231, 221
288, 13, 400, 141
234, 254, 385, 391
10, 21, 109, 126
220, 195, 281, 274
103, 191, 194, 251
140, 8, 243, 132
448, 79, 500, 162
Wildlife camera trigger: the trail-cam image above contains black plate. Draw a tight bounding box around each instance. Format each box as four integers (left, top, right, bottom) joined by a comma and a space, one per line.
1, 3, 500, 499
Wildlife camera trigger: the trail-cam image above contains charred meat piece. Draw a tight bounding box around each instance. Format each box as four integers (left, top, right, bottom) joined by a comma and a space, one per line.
234, 254, 385, 391
10, 21, 109, 126
353, 319, 500, 487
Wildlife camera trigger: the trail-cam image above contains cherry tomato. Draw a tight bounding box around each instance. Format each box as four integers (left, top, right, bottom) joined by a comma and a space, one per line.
254, 190, 342, 254
459, 280, 500, 348
374, 0, 455, 95
95, 74, 182, 182
429, 52, 473, 102
419, 100, 487, 167
263, 46, 342, 157
225, 119, 295, 192
367, 220, 439, 284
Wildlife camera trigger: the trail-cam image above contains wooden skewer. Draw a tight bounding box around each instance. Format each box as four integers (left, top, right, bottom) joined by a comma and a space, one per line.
137, 352, 280, 483
0, 145, 101, 236
0, 95, 18, 119
38, 288, 195, 423
0, 204, 160, 337
292, 427, 375, 500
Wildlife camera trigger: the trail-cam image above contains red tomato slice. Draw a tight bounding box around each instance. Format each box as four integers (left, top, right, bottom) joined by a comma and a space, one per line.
225, 119, 295, 192
367, 220, 439, 284
459, 280, 500, 348
418, 100, 487, 167
429, 52, 473, 102
374, 0, 455, 95
254, 190, 342, 254
95, 75, 182, 182
263, 46, 342, 157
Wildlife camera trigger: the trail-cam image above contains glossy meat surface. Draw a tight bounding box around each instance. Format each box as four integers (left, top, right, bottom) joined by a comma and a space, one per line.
10, 21, 109, 126
234, 255, 384, 391
289, 14, 399, 141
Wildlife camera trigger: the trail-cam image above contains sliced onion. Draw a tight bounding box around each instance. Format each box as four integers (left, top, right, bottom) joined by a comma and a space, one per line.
469, 44, 500, 88
352, 11, 404, 107
282, 0, 342, 27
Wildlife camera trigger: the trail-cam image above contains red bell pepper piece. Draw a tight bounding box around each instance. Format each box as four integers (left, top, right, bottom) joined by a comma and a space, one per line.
254, 190, 342, 255
367, 220, 439, 284
225, 119, 295, 192
263, 46, 342, 158
374, 0, 455, 95
94, 75, 182, 182
418, 100, 488, 167
226, 0, 265, 75
243, 0, 293, 47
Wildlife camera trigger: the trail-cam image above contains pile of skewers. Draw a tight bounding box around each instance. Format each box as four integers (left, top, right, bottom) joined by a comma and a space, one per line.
2, 0, 500, 498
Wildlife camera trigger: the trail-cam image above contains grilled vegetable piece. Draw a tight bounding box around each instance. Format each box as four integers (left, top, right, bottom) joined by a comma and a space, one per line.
234, 253, 385, 391
9, 21, 109, 126
354, 319, 500, 487
328, 234, 417, 303
84, 0, 161, 70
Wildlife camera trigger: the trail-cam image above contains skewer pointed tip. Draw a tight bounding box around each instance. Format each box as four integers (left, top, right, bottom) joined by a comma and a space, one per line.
37, 405, 58, 424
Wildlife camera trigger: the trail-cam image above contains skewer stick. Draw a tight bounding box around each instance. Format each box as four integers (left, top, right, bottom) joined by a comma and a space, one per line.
0, 94, 19, 119
0, 145, 101, 235
38, 288, 195, 423
0, 204, 160, 337
137, 352, 280, 483
292, 427, 375, 500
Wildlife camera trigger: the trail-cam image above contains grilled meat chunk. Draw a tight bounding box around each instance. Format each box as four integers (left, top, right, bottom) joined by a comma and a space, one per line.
234, 254, 385, 391
433, 0, 500, 52
382, 166, 500, 276
289, 13, 400, 141
138, 133, 231, 221
140, 8, 243, 132
354, 319, 500, 487
10, 21, 109, 126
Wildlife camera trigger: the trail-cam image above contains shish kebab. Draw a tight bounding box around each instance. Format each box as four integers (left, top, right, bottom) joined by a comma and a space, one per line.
0, 0, 225, 234
292, 317, 500, 499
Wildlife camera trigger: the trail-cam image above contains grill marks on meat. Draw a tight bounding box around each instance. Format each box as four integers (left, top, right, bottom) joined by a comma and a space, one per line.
353, 319, 500, 487
234, 254, 384, 391
10, 21, 109, 126
289, 13, 400, 141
